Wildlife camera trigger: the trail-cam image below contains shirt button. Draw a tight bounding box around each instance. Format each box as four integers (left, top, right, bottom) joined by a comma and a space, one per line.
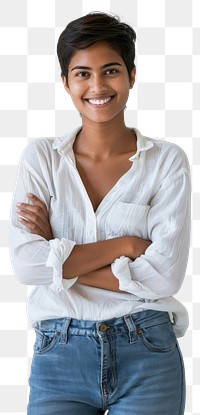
137, 328, 142, 334
99, 323, 110, 332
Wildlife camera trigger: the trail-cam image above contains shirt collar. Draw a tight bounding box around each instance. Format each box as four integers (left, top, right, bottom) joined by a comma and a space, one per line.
52, 126, 154, 158
52, 126, 81, 154
128, 127, 154, 160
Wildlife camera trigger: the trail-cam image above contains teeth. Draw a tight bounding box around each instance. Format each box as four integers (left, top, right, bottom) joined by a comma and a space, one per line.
88, 97, 112, 105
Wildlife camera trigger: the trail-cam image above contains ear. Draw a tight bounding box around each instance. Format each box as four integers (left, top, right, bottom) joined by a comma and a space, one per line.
61, 75, 70, 94
129, 66, 136, 89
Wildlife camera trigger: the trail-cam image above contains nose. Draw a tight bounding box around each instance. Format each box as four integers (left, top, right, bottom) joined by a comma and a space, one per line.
90, 74, 108, 93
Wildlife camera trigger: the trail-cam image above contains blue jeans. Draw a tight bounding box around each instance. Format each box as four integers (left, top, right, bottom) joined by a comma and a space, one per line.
27, 310, 185, 414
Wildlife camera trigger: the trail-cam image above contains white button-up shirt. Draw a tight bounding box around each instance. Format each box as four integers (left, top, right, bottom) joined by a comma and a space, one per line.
9, 127, 191, 337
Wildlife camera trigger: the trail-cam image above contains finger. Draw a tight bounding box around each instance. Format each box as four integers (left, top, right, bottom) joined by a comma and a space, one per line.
16, 203, 47, 223
17, 208, 48, 229
18, 217, 44, 236
26, 193, 49, 218
19, 216, 53, 240
17, 203, 43, 214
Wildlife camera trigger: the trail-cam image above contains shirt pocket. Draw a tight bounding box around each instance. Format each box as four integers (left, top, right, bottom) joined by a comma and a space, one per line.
105, 202, 150, 239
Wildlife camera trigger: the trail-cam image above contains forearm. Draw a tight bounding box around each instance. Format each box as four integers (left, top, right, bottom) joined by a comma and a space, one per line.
77, 265, 128, 293
63, 236, 151, 280
63, 237, 129, 279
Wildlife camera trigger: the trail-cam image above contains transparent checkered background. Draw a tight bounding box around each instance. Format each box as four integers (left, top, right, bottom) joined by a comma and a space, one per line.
0, 0, 199, 413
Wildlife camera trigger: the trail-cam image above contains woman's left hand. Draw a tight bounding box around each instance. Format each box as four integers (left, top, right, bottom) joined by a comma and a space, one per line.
16, 193, 53, 241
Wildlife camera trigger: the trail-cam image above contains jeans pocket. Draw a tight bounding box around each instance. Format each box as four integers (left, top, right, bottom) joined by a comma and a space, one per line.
139, 321, 177, 352
33, 327, 61, 354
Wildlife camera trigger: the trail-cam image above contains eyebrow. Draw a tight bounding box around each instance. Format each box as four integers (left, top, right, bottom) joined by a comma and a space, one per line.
70, 62, 123, 72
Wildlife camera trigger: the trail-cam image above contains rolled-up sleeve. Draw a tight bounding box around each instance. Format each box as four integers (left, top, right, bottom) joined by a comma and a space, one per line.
9, 140, 77, 291
112, 161, 191, 300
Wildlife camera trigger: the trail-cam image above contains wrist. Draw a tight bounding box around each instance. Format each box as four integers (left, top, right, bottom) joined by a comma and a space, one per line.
121, 236, 134, 258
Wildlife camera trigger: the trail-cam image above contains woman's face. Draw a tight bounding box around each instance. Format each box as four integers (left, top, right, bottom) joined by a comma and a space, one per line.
62, 41, 136, 124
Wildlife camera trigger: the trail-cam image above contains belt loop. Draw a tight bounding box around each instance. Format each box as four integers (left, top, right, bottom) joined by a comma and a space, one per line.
124, 315, 138, 344
60, 318, 71, 344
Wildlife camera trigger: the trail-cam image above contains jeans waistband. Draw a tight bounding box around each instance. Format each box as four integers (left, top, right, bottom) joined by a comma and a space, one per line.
35, 310, 171, 344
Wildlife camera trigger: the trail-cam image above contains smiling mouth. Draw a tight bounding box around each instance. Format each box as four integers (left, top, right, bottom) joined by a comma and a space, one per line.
84, 96, 115, 107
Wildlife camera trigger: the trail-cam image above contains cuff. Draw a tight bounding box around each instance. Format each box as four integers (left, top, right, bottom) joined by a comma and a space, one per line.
111, 256, 136, 291
111, 256, 151, 297
46, 238, 77, 293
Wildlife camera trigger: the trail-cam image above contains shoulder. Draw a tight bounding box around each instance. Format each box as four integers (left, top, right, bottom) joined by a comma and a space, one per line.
151, 136, 187, 157
22, 136, 54, 154
152, 141, 190, 190
145, 135, 190, 173
19, 137, 55, 170
135, 128, 190, 186
19, 126, 81, 162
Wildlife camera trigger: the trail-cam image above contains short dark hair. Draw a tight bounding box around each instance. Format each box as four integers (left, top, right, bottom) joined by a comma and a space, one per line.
57, 12, 136, 81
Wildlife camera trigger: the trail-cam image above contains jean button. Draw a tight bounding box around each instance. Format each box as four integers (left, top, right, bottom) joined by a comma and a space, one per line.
99, 323, 110, 332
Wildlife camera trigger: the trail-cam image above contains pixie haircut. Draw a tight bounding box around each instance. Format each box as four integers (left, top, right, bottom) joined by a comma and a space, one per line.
57, 12, 136, 81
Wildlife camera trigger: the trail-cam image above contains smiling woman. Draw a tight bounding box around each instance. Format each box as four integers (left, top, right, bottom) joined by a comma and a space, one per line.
9, 11, 190, 415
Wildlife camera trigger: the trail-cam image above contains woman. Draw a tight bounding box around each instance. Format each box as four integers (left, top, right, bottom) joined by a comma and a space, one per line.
10, 12, 191, 415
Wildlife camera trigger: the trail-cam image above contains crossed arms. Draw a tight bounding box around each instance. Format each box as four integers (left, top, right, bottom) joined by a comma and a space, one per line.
16, 193, 151, 292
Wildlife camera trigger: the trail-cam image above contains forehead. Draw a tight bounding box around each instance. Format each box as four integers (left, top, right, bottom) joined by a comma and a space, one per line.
69, 41, 125, 68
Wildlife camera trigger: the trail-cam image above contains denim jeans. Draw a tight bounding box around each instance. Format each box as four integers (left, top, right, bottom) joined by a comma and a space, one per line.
27, 310, 185, 414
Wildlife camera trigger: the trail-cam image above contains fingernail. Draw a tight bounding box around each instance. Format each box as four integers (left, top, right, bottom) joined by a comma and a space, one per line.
26, 193, 33, 197
16, 203, 22, 206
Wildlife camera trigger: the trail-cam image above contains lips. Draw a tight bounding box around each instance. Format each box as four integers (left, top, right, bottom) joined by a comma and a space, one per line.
84, 95, 115, 107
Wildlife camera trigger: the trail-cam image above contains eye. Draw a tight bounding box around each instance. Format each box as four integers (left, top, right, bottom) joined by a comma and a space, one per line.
75, 71, 90, 78
105, 68, 119, 75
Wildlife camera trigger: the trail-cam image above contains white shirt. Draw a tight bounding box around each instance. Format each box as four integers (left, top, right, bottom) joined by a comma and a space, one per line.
9, 127, 191, 337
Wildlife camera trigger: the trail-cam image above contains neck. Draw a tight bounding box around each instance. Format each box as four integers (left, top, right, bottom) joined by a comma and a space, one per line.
74, 114, 136, 160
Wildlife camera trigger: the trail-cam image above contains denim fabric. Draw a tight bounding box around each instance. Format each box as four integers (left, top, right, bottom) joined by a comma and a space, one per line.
27, 310, 185, 415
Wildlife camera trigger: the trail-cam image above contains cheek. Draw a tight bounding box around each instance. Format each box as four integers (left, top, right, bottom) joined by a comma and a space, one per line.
114, 79, 130, 101
67, 78, 85, 96
116, 89, 129, 106
123, 85, 131, 102
72, 84, 83, 96
70, 95, 82, 112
